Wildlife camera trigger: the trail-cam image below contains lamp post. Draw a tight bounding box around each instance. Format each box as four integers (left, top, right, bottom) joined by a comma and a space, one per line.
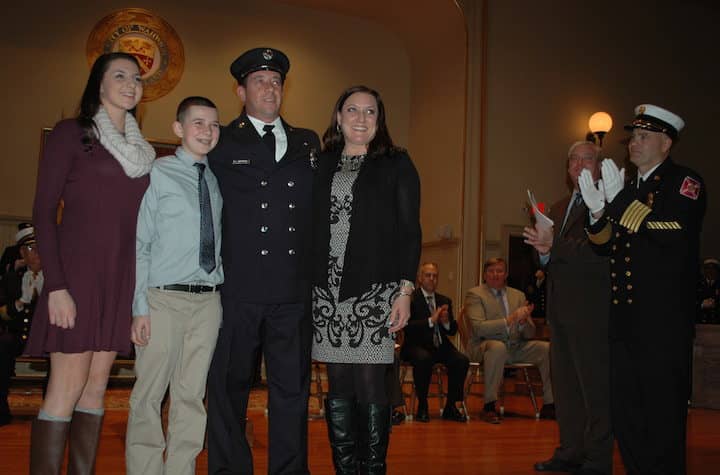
587, 111, 613, 147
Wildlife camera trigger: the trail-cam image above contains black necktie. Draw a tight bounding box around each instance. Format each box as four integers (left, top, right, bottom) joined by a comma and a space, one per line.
195, 163, 216, 273
262, 124, 276, 159
560, 193, 581, 233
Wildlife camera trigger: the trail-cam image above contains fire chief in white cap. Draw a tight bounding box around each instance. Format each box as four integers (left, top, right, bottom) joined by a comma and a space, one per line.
579, 104, 706, 474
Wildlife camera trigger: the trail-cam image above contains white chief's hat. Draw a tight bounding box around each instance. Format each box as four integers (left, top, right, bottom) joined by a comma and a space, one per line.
624, 104, 685, 140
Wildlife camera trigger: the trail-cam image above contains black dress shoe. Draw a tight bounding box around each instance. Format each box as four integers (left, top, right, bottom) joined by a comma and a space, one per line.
441, 405, 467, 422
415, 408, 430, 422
481, 409, 501, 424
391, 410, 405, 425
539, 403, 556, 420
0, 412, 11, 427
571, 468, 607, 475
534, 458, 581, 472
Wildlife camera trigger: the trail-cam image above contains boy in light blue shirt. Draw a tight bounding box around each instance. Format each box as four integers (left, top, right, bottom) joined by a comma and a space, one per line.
126, 96, 223, 475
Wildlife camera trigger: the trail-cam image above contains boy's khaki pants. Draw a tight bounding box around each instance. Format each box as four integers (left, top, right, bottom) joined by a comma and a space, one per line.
126, 287, 222, 475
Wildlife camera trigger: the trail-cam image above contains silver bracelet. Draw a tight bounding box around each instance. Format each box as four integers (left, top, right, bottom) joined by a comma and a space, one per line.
399, 279, 415, 291
397, 290, 412, 298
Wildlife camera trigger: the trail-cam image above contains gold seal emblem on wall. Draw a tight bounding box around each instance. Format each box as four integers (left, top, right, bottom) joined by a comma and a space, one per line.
86, 8, 184, 102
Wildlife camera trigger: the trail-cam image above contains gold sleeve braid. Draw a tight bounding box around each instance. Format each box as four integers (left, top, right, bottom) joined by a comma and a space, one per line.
586, 221, 612, 245
646, 221, 682, 230
619, 200, 652, 233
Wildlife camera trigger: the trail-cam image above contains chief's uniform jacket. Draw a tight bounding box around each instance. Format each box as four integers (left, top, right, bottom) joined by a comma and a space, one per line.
587, 157, 706, 475
206, 112, 320, 475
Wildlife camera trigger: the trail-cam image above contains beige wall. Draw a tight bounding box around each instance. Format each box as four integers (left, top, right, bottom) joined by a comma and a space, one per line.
0, 0, 415, 217
0, 0, 469, 301
481, 0, 720, 264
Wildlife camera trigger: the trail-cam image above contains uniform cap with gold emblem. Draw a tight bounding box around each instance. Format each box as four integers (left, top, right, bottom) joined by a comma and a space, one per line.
624, 104, 685, 140
230, 47, 290, 83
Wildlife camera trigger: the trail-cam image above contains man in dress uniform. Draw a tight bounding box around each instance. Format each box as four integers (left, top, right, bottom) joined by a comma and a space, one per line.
525, 142, 611, 475
697, 257, 720, 323
206, 47, 320, 475
1, 224, 42, 425
580, 104, 706, 475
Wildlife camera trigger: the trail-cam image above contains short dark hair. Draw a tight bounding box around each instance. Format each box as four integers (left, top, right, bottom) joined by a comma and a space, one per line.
482, 257, 507, 274
321, 85, 401, 158
77, 52, 141, 147
176, 96, 217, 122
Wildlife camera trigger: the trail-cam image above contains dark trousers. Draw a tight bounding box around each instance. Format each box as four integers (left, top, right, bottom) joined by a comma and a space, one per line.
550, 318, 612, 474
207, 299, 311, 475
0, 331, 18, 415
611, 339, 690, 475
401, 343, 469, 407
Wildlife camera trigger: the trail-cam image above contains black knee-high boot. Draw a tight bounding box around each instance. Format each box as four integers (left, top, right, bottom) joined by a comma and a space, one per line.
325, 398, 357, 475
356, 403, 390, 475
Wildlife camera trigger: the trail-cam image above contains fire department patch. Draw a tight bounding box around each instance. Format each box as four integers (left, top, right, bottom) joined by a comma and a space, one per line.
86, 8, 184, 102
679, 176, 701, 200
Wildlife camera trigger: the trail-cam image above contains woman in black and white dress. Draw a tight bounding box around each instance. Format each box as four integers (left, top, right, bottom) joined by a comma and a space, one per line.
311, 85, 421, 475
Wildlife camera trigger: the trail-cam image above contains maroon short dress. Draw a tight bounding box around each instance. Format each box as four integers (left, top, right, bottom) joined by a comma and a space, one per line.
25, 119, 149, 357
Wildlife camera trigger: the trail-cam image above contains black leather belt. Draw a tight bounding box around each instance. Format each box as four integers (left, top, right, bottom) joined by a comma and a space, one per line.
157, 284, 220, 293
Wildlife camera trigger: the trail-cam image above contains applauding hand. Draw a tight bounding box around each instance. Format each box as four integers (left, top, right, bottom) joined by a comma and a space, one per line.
601, 158, 625, 203
578, 169, 605, 215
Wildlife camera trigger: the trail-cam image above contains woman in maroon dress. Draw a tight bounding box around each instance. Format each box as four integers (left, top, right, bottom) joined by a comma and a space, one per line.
27, 52, 154, 474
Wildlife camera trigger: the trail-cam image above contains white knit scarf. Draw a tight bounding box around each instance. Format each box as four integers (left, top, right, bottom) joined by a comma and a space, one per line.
93, 106, 155, 178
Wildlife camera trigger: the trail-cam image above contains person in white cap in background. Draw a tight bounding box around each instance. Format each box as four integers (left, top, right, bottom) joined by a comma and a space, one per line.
0, 224, 43, 425
697, 258, 720, 323
580, 104, 706, 475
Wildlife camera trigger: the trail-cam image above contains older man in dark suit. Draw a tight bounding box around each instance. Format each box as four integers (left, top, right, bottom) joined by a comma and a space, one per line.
206, 47, 320, 475
402, 262, 469, 422
524, 141, 611, 475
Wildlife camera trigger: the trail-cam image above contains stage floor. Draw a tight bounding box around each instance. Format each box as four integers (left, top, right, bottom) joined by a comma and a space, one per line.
2, 384, 719, 474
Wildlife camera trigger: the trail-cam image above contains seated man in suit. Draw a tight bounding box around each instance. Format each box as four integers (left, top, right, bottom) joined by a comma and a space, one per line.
402, 262, 469, 422
464, 257, 554, 424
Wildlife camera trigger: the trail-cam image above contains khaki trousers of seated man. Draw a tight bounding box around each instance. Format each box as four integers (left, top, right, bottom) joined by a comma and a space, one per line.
476, 339, 553, 405
126, 288, 222, 475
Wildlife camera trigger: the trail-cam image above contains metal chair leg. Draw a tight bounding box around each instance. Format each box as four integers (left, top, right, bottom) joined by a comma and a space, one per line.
521, 367, 540, 419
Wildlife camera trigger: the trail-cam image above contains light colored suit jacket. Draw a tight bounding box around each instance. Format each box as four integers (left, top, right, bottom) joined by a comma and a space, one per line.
463, 284, 535, 351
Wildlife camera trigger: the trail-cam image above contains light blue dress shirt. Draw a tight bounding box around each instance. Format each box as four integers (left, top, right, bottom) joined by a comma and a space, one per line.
133, 147, 224, 316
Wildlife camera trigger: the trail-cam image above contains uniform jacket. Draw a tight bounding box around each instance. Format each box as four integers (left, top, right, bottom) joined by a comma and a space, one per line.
545, 193, 610, 329
2, 265, 36, 340
697, 276, 720, 323
311, 149, 421, 300
209, 112, 320, 303
587, 157, 706, 343
404, 289, 458, 353
464, 284, 535, 349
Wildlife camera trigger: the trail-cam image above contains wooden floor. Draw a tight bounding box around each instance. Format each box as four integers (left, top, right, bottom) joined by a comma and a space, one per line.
1, 386, 719, 474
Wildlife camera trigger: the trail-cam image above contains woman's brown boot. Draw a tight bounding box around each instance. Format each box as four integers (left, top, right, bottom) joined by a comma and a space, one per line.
29, 418, 70, 475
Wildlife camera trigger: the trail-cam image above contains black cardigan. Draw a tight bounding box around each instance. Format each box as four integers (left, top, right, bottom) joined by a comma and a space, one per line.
311, 148, 422, 301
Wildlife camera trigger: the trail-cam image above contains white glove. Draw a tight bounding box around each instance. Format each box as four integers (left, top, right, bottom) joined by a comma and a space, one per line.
578, 169, 605, 214
601, 158, 625, 203
20, 272, 35, 303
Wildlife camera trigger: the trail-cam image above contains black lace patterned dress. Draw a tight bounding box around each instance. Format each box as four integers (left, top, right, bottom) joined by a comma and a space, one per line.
311, 154, 396, 364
